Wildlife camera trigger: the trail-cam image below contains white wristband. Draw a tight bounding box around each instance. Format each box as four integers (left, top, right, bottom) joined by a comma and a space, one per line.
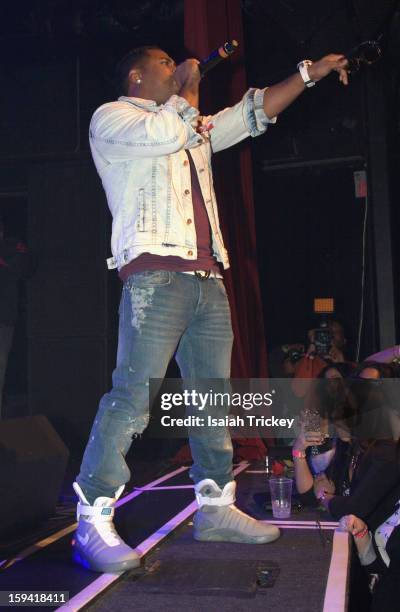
297, 60, 315, 88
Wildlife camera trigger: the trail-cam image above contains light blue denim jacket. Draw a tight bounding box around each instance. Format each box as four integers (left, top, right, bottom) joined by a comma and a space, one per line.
89, 88, 276, 271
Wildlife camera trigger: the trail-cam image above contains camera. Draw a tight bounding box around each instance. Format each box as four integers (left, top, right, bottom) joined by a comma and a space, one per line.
313, 298, 335, 356
314, 326, 333, 356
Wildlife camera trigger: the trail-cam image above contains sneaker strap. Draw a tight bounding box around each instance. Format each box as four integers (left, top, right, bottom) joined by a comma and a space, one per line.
77, 502, 115, 520
195, 479, 236, 507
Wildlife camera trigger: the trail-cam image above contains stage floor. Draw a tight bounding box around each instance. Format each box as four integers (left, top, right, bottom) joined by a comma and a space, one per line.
0, 463, 349, 612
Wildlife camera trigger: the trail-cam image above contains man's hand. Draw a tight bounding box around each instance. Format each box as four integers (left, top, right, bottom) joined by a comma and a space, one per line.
174, 59, 201, 88
308, 54, 349, 85
174, 59, 200, 109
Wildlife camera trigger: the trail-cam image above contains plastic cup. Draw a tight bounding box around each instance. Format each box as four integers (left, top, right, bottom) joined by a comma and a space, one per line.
269, 477, 293, 519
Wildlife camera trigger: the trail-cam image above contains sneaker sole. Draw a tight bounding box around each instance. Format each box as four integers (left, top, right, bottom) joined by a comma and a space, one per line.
73, 549, 141, 573
193, 527, 280, 544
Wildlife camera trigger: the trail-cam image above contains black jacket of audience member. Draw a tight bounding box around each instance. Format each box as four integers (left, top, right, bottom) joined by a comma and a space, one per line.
360, 485, 400, 612
298, 439, 399, 524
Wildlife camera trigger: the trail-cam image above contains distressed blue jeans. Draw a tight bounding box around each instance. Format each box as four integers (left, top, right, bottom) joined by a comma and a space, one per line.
76, 271, 234, 503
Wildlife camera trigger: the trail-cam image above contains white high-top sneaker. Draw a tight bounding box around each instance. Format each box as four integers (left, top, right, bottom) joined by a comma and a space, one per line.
193, 479, 280, 544
72, 482, 140, 573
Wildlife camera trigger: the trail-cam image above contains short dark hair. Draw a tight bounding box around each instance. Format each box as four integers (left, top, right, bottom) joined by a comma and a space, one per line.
114, 46, 160, 96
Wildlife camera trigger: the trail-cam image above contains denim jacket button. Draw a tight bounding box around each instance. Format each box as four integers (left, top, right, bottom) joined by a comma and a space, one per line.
187, 250, 193, 256
184, 189, 190, 195
183, 160, 189, 166
186, 219, 192, 225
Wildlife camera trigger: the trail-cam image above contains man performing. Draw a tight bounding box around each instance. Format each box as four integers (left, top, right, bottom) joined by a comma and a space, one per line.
73, 45, 349, 573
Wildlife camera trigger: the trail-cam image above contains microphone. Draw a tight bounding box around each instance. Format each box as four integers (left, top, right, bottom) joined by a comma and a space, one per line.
199, 40, 239, 76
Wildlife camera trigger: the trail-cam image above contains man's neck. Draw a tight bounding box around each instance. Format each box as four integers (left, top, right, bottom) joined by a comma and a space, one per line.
127, 87, 166, 106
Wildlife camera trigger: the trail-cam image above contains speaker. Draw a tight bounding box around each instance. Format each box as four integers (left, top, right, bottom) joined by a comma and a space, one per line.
0, 415, 69, 537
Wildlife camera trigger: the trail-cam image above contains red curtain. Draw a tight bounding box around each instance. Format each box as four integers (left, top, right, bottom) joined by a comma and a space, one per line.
184, 0, 268, 378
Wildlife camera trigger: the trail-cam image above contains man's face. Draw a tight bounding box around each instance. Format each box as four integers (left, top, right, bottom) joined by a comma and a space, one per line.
136, 49, 179, 104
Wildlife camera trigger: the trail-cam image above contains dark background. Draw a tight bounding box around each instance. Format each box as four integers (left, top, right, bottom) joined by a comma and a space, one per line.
1, 0, 399, 456
242, 0, 400, 355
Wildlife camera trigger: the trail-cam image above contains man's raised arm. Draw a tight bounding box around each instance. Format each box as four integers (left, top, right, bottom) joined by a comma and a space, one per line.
262, 54, 349, 120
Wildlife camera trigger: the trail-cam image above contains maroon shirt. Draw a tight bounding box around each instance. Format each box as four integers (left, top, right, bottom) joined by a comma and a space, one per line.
119, 151, 220, 282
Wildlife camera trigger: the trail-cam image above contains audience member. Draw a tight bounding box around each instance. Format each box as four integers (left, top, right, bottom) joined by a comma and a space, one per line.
342, 440, 400, 612
292, 361, 399, 523
350, 361, 400, 441
292, 318, 354, 397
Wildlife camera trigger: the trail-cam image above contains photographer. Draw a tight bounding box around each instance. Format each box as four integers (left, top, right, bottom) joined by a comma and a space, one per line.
305, 318, 348, 363
291, 318, 354, 399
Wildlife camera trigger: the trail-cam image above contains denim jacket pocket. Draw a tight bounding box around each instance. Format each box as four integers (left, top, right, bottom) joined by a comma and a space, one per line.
127, 270, 171, 288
